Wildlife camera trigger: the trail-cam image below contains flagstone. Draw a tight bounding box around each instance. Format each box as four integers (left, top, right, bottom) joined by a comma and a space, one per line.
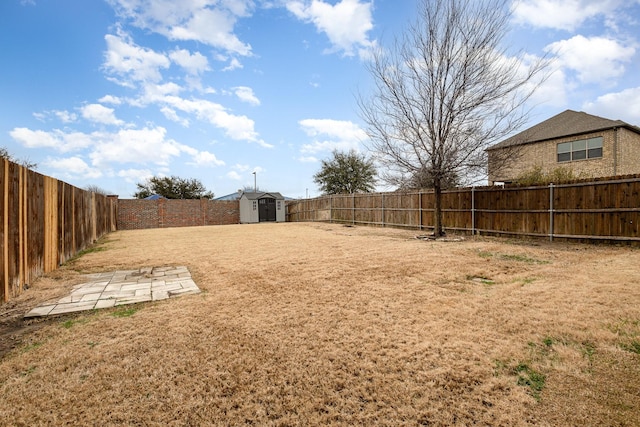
24, 266, 200, 318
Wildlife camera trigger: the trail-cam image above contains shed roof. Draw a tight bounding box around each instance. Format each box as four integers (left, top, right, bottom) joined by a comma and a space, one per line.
487, 110, 640, 150
240, 191, 285, 200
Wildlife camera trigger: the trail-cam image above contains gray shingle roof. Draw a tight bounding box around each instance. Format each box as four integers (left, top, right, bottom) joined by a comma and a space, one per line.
487, 110, 640, 150
240, 191, 284, 200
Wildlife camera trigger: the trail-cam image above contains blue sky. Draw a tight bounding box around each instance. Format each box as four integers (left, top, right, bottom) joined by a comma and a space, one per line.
1, 0, 639, 199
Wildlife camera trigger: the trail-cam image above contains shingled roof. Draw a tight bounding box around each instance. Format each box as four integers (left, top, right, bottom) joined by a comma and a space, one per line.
240, 191, 285, 200
487, 110, 640, 150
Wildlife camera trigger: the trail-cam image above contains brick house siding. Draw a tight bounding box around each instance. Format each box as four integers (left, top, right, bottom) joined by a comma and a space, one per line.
488, 110, 640, 184
618, 127, 640, 176
118, 199, 240, 230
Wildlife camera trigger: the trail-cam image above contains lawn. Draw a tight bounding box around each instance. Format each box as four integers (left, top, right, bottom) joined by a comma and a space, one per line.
1, 223, 639, 426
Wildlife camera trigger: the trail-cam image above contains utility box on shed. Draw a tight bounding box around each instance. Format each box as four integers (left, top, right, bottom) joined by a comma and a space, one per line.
239, 191, 286, 223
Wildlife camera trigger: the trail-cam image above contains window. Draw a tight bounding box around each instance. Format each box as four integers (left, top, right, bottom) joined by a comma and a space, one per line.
277, 200, 282, 210
252, 201, 257, 211
557, 137, 603, 162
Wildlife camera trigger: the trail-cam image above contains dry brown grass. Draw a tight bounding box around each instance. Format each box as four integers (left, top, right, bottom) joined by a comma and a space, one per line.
1, 223, 639, 426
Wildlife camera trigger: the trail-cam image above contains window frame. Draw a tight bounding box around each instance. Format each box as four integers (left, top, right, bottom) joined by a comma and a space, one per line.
557, 136, 603, 163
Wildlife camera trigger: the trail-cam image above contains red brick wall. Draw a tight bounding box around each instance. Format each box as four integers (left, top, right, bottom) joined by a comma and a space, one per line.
117, 199, 239, 230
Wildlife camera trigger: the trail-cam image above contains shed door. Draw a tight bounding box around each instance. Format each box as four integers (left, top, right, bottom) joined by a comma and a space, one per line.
258, 198, 276, 222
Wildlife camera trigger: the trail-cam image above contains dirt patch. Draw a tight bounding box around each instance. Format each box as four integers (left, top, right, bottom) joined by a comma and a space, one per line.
1, 223, 639, 425
0, 267, 89, 358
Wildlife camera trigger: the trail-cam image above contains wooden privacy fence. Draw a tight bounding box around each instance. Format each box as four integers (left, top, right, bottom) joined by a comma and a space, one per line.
286, 175, 640, 243
1, 159, 118, 303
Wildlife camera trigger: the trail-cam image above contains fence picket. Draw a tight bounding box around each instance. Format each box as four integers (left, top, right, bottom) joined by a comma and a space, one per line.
0, 160, 117, 303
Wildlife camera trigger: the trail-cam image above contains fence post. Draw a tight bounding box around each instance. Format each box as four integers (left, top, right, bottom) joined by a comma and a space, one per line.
20, 166, 27, 292
419, 191, 423, 230
2, 160, 8, 302
381, 193, 385, 227
471, 186, 475, 236
549, 183, 554, 242
352, 193, 355, 225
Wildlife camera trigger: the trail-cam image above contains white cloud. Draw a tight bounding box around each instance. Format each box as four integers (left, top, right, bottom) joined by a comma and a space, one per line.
190, 150, 225, 166
227, 165, 263, 182
161, 95, 272, 146
81, 103, 125, 125
117, 168, 153, 183
90, 126, 184, 167
11, 128, 60, 149
12, 126, 209, 170
299, 118, 367, 140
546, 35, 636, 84
139, 82, 183, 105
169, 8, 251, 55
234, 86, 260, 105
54, 110, 78, 123
582, 87, 640, 124
32, 110, 77, 123
114, 78, 268, 146
227, 171, 243, 180
287, 0, 376, 59
528, 65, 569, 108
298, 118, 367, 153
44, 156, 103, 179
10, 128, 93, 152
222, 57, 243, 71
98, 95, 123, 105
160, 106, 190, 127
169, 48, 209, 74
298, 156, 318, 163
511, 0, 627, 31
103, 31, 170, 85
107, 0, 253, 56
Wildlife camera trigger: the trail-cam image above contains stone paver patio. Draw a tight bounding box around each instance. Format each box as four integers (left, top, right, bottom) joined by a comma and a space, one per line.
25, 266, 200, 318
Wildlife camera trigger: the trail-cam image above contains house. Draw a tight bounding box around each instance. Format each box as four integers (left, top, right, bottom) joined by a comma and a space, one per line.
215, 191, 243, 201
239, 191, 286, 223
487, 110, 640, 184
143, 194, 167, 200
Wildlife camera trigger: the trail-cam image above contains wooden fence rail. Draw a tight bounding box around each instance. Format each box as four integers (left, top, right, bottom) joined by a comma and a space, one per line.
286, 175, 640, 243
1, 159, 118, 303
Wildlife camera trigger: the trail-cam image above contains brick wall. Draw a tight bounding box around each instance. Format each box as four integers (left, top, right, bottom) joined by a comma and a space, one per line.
117, 199, 240, 230
489, 128, 640, 183
618, 127, 640, 176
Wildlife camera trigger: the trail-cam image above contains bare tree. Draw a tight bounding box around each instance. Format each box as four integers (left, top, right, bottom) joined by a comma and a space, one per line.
358, 0, 548, 236
0, 146, 37, 169
85, 184, 111, 196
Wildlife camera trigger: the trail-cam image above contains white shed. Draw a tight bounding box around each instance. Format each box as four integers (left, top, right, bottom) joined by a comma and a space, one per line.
239, 191, 286, 223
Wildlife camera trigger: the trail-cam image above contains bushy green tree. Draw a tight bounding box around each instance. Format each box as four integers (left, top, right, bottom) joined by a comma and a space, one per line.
313, 150, 377, 194
134, 176, 214, 199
